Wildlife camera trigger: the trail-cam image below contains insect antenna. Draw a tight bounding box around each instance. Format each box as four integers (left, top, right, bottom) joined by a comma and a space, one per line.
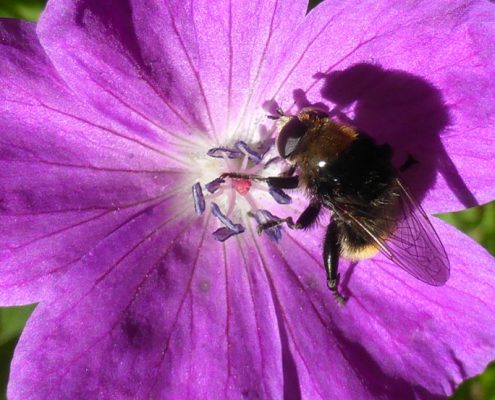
267, 107, 286, 120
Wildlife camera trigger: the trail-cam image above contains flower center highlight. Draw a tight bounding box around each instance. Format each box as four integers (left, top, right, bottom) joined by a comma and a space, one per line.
191, 140, 292, 242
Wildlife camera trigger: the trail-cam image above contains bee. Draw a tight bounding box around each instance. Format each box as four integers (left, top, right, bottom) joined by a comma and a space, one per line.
223, 108, 450, 304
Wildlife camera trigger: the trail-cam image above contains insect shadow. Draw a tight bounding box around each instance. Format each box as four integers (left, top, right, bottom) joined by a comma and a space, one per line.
310, 62, 477, 208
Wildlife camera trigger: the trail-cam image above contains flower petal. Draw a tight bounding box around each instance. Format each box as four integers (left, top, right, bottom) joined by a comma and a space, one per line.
0, 20, 190, 305
8, 220, 284, 399
37, 0, 308, 140
260, 0, 495, 213
252, 219, 495, 398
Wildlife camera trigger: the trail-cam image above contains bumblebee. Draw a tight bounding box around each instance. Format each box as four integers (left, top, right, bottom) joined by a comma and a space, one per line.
224, 108, 450, 304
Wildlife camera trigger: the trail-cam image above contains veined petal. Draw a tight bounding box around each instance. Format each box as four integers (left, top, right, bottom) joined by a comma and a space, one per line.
8, 218, 284, 399
0, 20, 191, 305
254, 219, 495, 398
2, 1, 495, 399
37, 0, 308, 141
258, 0, 495, 214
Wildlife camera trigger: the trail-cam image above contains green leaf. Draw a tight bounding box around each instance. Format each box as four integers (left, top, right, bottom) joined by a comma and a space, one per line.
0, 306, 35, 346
0, 0, 46, 21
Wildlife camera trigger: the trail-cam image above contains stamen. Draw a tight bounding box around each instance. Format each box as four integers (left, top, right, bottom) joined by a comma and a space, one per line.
250, 209, 283, 242
200, 139, 294, 242
207, 147, 242, 159
205, 177, 225, 194
192, 182, 205, 215
211, 202, 244, 233
268, 186, 292, 204
235, 141, 263, 164
226, 189, 237, 217
213, 226, 245, 242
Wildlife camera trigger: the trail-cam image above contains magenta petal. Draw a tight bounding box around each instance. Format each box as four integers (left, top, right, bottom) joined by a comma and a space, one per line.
3, 1, 495, 399
252, 219, 495, 398
261, 0, 495, 213
37, 0, 308, 139
0, 20, 188, 305
8, 222, 284, 399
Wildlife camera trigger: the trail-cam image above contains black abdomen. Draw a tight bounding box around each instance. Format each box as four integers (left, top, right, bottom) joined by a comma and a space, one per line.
318, 134, 395, 201
314, 134, 400, 256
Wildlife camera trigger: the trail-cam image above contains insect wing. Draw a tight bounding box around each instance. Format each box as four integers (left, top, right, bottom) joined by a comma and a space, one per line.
381, 180, 450, 285
338, 179, 450, 286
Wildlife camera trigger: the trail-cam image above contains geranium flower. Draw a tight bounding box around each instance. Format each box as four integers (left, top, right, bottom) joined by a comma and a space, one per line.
1, 0, 495, 398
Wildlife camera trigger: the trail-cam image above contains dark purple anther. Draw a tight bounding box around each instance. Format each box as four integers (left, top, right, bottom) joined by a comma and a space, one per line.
192, 182, 205, 215
212, 225, 245, 242
251, 209, 283, 242
205, 177, 225, 193
268, 186, 292, 204
211, 203, 244, 233
235, 141, 263, 164
207, 147, 242, 159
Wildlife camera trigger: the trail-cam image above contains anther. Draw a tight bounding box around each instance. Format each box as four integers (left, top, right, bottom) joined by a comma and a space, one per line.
235, 141, 263, 164
207, 147, 242, 159
192, 182, 205, 215
211, 202, 245, 242
268, 186, 292, 204
211, 203, 240, 231
249, 210, 283, 242
213, 226, 245, 242
205, 177, 225, 194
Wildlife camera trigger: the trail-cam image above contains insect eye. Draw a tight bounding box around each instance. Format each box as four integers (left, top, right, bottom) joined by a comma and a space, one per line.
276, 117, 308, 158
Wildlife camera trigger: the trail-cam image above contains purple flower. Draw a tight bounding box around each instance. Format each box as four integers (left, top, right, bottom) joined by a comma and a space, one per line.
1, 0, 495, 398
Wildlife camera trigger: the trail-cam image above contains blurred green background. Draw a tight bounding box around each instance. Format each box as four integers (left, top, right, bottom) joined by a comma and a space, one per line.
0, 1, 494, 399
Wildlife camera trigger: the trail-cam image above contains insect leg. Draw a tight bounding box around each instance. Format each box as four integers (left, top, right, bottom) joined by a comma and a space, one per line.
282, 164, 297, 177
266, 107, 286, 120
220, 172, 265, 181
294, 201, 321, 229
256, 201, 321, 233
324, 221, 347, 305
220, 173, 299, 189
266, 175, 299, 189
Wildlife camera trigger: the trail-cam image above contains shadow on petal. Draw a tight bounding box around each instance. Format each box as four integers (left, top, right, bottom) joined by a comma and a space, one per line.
295, 63, 478, 208
322, 63, 478, 207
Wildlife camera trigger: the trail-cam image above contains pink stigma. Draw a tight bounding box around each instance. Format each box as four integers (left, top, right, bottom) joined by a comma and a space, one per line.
232, 179, 252, 195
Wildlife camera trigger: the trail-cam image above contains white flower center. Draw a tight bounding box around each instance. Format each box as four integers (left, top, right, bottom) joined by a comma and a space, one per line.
188, 138, 291, 242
